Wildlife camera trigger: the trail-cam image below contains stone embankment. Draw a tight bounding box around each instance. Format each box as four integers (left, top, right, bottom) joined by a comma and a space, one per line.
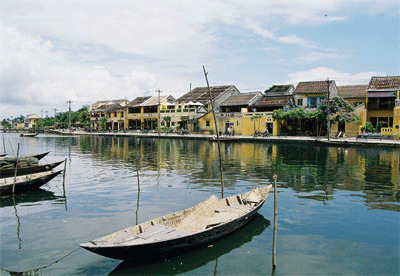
52, 130, 400, 148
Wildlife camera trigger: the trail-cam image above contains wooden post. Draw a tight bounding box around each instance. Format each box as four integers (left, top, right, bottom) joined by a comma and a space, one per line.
62, 158, 67, 186
203, 65, 224, 198
272, 174, 278, 270
12, 143, 20, 194
2, 134, 5, 154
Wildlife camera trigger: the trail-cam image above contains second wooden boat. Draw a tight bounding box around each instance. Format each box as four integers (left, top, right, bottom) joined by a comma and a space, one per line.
80, 185, 272, 260
0, 168, 64, 195
0, 151, 50, 161
0, 160, 65, 178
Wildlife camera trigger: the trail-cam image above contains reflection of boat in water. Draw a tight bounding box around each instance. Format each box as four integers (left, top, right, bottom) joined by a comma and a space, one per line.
0, 189, 62, 208
109, 213, 269, 275
0, 160, 65, 178
0, 168, 63, 195
80, 185, 272, 260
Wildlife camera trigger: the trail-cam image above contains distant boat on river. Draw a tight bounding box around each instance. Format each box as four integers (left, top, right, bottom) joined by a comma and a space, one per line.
80, 185, 272, 260
20, 133, 38, 137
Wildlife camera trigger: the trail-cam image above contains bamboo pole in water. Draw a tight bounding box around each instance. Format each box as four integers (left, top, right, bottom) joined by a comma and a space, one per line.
272, 174, 278, 270
12, 143, 20, 194
62, 158, 67, 188
203, 65, 224, 198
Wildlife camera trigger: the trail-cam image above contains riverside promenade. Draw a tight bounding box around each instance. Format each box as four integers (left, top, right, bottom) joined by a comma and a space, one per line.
54, 130, 400, 148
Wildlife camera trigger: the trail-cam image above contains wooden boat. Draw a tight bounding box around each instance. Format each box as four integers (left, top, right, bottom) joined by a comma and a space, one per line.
80, 185, 272, 260
0, 153, 6, 157
0, 151, 50, 161
20, 133, 38, 137
109, 213, 269, 274
0, 160, 65, 178
0, 168, 63, 195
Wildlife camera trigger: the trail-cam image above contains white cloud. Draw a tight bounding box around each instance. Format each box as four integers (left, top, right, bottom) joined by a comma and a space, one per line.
295, 51, 351, 64
286, 67, 386, 86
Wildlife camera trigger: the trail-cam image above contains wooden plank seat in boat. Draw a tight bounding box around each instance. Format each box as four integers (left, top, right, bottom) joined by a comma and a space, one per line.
206, 204, 253, 228
92, 224, 191, 246
175, 194, 219, 232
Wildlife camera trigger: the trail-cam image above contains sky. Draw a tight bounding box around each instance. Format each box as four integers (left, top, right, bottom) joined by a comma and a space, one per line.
1, 0, 399, 120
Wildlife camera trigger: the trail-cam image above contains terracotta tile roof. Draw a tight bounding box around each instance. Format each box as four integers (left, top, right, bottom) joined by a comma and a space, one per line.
220, 93, 260, 106
264, 85, 293, 93
294, 80, 333, 94
126, 96, 151, 107
253, 95, 293, 107
367, 76, 400, 91
140, 95, 169, 106
106, 104, 126, 113
337, 85, 367, 99
176, 86, 233, 104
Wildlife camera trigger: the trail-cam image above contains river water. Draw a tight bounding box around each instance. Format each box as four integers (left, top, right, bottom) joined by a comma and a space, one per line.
0, 133, 399, 275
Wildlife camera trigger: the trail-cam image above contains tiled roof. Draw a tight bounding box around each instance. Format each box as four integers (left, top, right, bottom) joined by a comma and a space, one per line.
337, 85, 367, 99
253, 95, 293, 107
294, 80, 333, 94
126, 96, 151, 107
367, 76, 400, 91
140, 95, 169, 106
265, 85, 293, 93
106, 104, 126, 113
176, 86, 233, 104
220, 93, 259, 106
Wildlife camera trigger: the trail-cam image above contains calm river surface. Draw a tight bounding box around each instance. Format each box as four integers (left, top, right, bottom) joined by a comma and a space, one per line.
0, 133, 399, 275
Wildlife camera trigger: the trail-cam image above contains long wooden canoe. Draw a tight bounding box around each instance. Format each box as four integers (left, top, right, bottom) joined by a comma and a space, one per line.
0, 168, 63, 195
80, 185, 272, 260
0, 151, 50, 161
0, 160, 65, 178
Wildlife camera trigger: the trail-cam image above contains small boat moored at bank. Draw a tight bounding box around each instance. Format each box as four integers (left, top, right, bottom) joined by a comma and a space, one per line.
0, 168, 64, 195
80, 185, 272, 260
0, 160, 65, 178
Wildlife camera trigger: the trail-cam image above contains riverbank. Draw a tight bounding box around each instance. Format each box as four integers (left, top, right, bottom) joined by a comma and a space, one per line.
52, 130, 400, 148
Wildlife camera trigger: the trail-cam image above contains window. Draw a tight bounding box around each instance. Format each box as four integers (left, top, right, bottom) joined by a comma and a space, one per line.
120, 112, 124, 117
206, 121, 210, 127
309, 97, 318, 107
297, 99, 303, 106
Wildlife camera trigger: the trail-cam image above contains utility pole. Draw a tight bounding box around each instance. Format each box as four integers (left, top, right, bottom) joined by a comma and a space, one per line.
156, 89, 162, 136
67, 101, 73, 133
53, 108, 58, 118
45, 110, 49, 118
327, 78, 331, 141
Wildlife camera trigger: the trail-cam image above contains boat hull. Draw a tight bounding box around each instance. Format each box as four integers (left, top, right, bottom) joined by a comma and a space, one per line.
0, 169, 63, 195
0, 160, 64, 178
80, 186, 271, 260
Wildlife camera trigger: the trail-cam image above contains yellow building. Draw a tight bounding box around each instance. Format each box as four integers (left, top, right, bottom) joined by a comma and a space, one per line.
366, 76, 400, 136
125, 95, 175, 131
336, 85, 368, 137
25, 114, 40, 128
90, 99, 128, 130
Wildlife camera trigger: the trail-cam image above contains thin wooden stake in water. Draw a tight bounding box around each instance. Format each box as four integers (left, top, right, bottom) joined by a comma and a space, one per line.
2, 134, 5, 154
62, 158, 67, 187
12, 144, 20, 194
272, 174, 278, 270
203, 65, 224, 198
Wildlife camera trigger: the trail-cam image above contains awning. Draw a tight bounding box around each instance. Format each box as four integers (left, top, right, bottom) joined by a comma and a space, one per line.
367, 92, 396, 98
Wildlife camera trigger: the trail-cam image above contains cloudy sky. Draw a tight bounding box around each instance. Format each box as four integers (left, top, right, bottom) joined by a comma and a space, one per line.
1, 0, 399, 119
